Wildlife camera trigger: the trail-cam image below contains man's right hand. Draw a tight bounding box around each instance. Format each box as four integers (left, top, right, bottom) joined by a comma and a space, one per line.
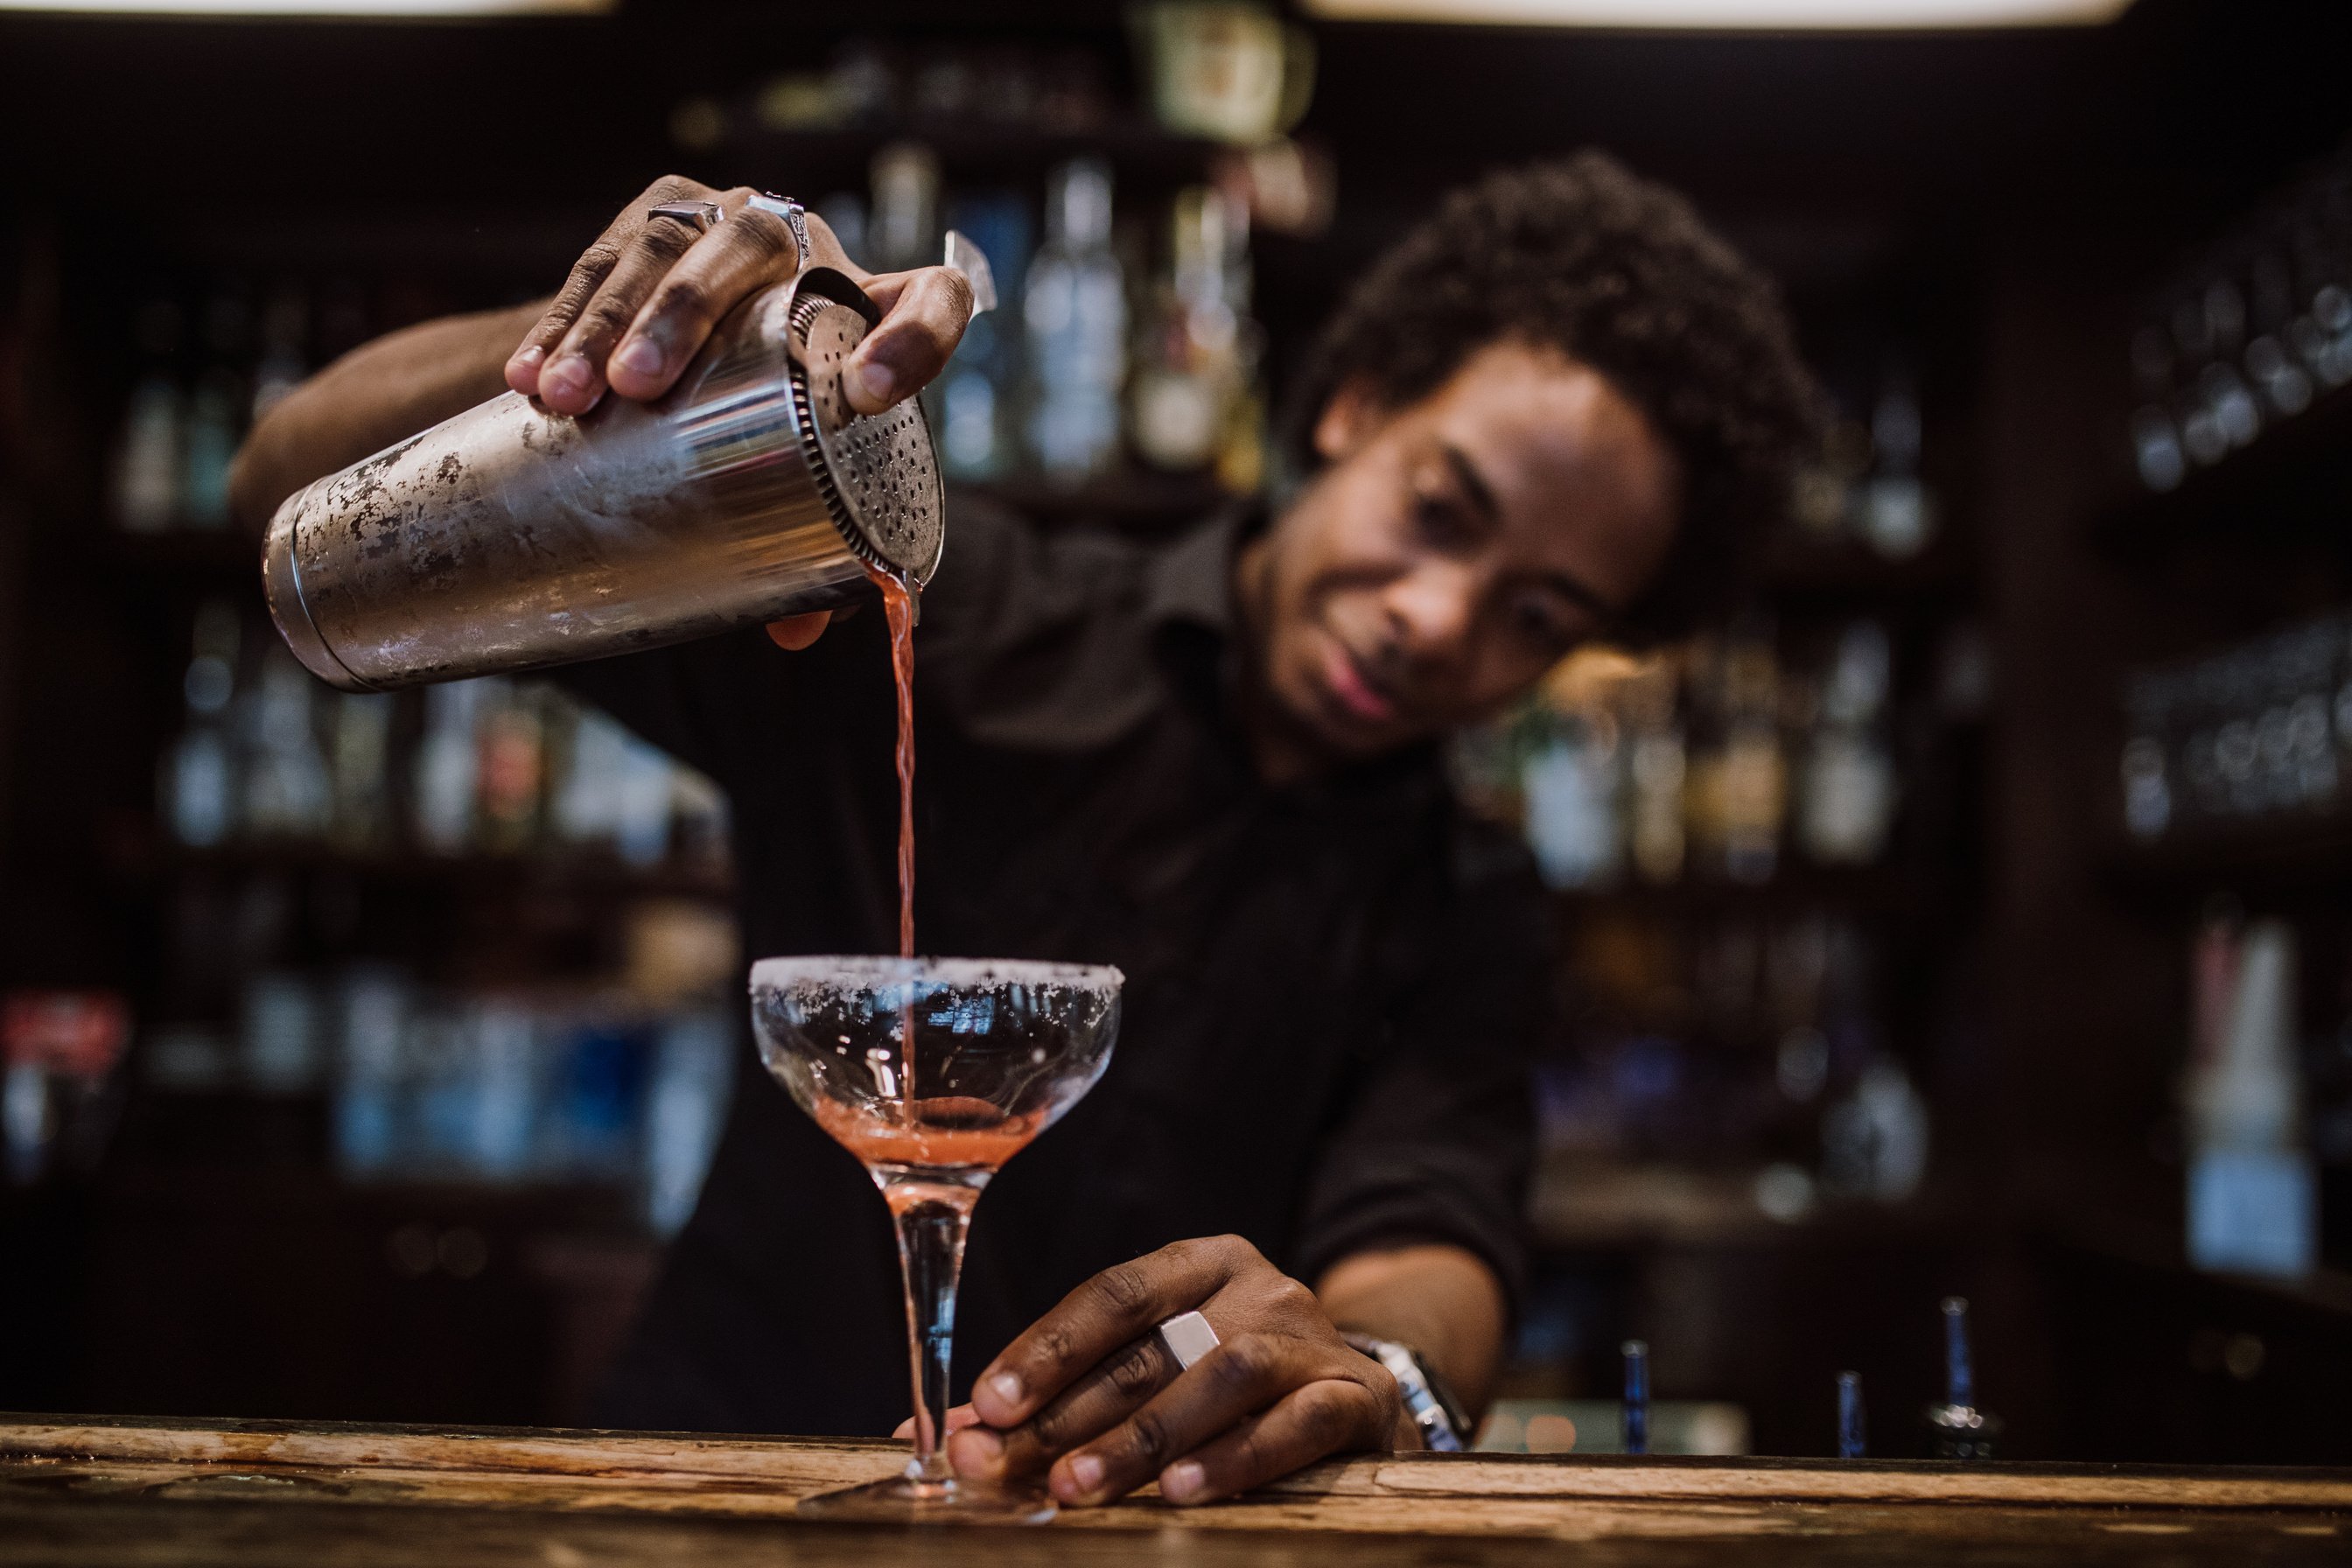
232, 173, 969, 651
503, 176, 976, 651
508, 175, 976, 422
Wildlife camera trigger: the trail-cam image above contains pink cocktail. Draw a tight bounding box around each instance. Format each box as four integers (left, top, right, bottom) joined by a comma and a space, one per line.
752, 956, 1123, 1523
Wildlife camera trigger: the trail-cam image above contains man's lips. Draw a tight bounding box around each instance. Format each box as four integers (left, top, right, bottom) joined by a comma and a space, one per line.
1319, 637, 1400, 726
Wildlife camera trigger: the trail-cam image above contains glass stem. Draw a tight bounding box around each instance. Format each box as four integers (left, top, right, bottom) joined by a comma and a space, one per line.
887, 1185, 977, 1487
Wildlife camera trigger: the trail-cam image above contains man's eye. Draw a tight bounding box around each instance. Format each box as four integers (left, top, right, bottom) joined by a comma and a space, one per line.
1413, 494, 1476, 546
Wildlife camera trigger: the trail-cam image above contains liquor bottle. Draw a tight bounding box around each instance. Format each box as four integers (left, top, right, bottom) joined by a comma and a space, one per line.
473, 678, 545, 855
413, 678, 486, 855
180, 291, 251, 530
868, 142, 940, 275
162, 598, 242, 847
2244, 248, 2314, 421
934, 191, 1032, 481
1024, 158, 1127, 480
2187, 280, 2263, 465
237, 646, 332, 840
2127, 322, 2188, 493
814, 192, 869, 268
112, 298, 183, 534
1521, 710, 1623, 891
613, 733, 679, 869
2119, 671, 2176, 841
552, 701, 623, 852
550, 703, 675, 867
1130, 186, 1250, 474
2127, 611, 2347, 840
328, 691, 395, 852
242, 971, 323, 1094
251, 285, 309, 424
1858, 374, 1932, 558
331, 965, 412, 1180
1798, 622, 1898, 864
2124, 156, 2352, 488
643, 1009, 734, 1235
179, 372, 239, 530
1690, 628, 1784, 884
1628, 728, 1686, 884
460, 998, 540, 1180
1820, 1056, 1929, 1201
1621, 653, 1686, 885
2186, 920, 2318, 1278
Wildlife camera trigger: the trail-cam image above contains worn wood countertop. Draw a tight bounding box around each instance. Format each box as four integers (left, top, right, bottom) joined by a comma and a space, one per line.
4, 1414, 2348, 1564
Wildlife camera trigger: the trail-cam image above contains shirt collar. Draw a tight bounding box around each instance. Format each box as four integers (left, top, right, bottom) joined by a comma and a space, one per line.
1140, 500, 1256, 638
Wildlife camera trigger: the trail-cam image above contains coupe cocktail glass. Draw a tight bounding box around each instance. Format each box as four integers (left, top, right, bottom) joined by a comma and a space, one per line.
752, 956, 1124, 1523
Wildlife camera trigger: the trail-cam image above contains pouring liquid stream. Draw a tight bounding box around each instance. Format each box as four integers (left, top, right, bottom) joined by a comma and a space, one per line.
865, 563, 919, 961
864, 561, 920, 1125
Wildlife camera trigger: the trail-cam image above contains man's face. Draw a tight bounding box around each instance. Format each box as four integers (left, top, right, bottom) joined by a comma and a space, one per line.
1242, 340, 1682, 762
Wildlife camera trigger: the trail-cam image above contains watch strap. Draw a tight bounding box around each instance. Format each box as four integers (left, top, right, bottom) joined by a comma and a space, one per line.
1343, 1332, 1472, 1452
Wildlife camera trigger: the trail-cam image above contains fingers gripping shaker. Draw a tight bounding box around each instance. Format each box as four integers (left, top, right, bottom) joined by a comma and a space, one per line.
262, 268, 945, 690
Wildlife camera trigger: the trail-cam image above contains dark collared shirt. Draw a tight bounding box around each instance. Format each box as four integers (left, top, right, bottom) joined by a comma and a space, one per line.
564, 493, 1543, 1438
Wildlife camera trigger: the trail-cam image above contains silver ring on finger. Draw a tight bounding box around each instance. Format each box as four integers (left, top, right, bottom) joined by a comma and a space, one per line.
1157, 1311, 1221, 1371
746, 192, 811, 270
646, 200, 724, 234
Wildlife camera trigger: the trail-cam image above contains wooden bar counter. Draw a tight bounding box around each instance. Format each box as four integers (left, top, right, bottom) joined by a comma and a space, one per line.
4, 1415, 2348, 1564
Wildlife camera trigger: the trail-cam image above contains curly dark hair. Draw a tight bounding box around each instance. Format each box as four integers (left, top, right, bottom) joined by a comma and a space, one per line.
1284, 152, 1824, 645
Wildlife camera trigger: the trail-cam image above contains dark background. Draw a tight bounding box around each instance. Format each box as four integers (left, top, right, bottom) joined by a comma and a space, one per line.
4, 0, 2350, 1464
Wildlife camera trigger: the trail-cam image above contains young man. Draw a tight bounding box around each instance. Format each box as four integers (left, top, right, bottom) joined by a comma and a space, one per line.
232, 153, 1816, 1507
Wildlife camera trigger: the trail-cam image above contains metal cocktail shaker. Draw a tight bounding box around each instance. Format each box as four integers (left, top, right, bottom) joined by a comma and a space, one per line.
262, 266, 945, 691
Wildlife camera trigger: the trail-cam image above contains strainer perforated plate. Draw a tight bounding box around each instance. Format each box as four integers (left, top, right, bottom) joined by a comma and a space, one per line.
789, 296, 944, 582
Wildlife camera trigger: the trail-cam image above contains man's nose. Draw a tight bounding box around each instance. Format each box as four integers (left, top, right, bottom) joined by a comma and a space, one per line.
1382, 560, 1480, 668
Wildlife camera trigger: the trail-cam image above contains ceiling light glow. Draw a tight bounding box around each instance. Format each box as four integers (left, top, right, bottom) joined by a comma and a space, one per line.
1304, 0, 2133, 27
0, 1, 612, 16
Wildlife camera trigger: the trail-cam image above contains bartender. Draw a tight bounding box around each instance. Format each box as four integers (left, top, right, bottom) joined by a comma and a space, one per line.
231, 154, 1817, 1508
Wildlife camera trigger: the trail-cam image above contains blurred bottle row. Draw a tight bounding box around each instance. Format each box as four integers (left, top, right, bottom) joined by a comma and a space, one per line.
141, 971, 732, 1236
110, 150, 1270, 529
2118, 609, 2352, 843
1542, 911, 1930, 1216
2181, 914, 2352, 1280
817, 146, 1266, 489
1456, 621, 1984, 891
675, 13, 1312, 153
2125, 145, 2352, 494
4, 991, 131, 1187
109, 280, 384, 534
1790, 368, 1939, 560
161, 599, 729, 872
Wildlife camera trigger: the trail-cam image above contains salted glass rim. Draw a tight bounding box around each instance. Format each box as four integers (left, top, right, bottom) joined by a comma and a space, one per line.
750, 955, 1125, 997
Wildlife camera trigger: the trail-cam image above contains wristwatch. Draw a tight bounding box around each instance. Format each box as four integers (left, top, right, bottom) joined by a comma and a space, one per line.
1343, 1333, 1473, 1452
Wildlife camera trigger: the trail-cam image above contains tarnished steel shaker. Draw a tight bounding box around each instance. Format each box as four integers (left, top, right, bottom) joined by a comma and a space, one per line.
262, 267, 945, 691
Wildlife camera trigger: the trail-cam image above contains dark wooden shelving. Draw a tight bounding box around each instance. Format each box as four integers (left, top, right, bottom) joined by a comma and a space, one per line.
710, 116, 1223, 192
1552, 862, 1918, 920
2088, 381, 2352, 556
2034, 1208, 2352, 1320
68, 1155, 654, 1428
2029, 1222, 2352, 1465
132, 843, 735, 905
92, 529, 259, 583
2096, 816, 2352, 901
969, 471, 1232, 529
1758, 530, 1975, 613
1529, 1154, 1964, 1251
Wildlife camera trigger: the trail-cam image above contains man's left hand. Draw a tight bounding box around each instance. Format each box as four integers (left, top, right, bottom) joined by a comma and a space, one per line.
943, 1235, 1407, 1507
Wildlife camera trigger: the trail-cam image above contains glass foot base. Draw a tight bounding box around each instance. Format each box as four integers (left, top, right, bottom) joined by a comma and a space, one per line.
795, 1474, 1056, 1525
